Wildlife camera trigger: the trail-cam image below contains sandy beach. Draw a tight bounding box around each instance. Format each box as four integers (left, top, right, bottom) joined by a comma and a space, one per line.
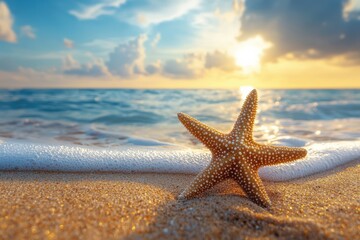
0, 160, 359, 240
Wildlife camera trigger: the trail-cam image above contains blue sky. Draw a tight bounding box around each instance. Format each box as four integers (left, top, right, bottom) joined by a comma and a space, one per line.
0, 0, 360, 88
0, 0, 202, 70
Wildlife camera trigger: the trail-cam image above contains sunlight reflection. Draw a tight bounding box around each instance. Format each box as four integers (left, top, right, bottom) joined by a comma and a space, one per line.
238, 86, 254, 99
258, 124, 280, 143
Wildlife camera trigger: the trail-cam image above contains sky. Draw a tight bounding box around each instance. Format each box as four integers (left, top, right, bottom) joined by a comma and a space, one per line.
0, 0, 360, 89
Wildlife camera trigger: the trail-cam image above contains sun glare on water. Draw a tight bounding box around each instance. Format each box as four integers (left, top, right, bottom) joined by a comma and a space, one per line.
234, 36, 272, 74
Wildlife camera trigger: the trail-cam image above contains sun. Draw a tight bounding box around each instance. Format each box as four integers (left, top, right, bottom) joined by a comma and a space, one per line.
234, 36, 272, 74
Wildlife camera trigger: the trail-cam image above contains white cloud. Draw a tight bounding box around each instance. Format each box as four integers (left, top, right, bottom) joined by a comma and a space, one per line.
83, 38, 120, 51
0, 1, 16, 43
62, 34, 159, 78
162, 50, 240, 78
21, 25, 36, 39
163, 59, 195, 78
70, 0, 201, 27
69, 0, 126, 20
192, 0, 244, 52
64, 38, 74, 48
343, 0, 360, 20
106, 34, 148, 77
151, 33, 161, 48
145, 60, 161, 75
63, 54, 109, 77
232, 0, 245, 14
125, 0, 201, 27
205, 51, 238, 71
64, 61, 109, 77
163, 53, 204, 78
63, 54, 80, 70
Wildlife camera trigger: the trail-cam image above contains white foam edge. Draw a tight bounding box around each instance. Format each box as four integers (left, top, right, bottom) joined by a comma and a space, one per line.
0, 139, 359, 181
259, 140, 360, 181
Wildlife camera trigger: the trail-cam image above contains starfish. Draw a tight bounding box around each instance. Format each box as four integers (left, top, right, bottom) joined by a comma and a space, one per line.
177, 89, 307, 208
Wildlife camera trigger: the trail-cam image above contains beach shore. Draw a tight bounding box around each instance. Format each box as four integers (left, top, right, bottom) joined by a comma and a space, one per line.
0, 160, 359, 240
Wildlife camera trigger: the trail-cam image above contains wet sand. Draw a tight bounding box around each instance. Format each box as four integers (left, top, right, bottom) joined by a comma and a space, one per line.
0, 160, 359, 239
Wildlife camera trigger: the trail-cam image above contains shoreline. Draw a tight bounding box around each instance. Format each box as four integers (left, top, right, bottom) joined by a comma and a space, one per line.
0, 159, 359, 239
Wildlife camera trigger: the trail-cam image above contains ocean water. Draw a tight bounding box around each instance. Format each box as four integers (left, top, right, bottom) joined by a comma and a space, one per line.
0, 88, 359, 180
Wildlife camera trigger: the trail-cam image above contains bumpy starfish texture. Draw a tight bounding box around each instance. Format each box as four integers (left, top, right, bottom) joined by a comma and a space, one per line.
177, 89, 307, 208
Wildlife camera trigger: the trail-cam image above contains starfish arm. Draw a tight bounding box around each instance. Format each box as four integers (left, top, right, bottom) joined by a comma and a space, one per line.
178, 160, 229, 200
231, 161, 271, 208
177, 88, 309, 208
178, 112, 224, 150
249, 144, 307, 168
230, 89, 258, 142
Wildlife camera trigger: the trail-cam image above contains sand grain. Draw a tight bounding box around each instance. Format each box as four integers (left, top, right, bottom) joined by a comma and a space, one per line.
0, 160, 359, 239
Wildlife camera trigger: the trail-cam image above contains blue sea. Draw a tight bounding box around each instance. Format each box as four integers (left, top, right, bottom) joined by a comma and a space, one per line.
1, 89, 359, 146
0, 88, 359, 179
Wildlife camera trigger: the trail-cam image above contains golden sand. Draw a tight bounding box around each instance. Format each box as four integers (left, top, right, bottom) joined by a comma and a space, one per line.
0, 160, 359, 239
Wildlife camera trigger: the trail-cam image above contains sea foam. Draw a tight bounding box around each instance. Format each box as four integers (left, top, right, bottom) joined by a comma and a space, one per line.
0, 138, 359, 181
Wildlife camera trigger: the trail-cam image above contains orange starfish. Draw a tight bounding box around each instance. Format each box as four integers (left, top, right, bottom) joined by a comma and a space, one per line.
177, 89, 307, 208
